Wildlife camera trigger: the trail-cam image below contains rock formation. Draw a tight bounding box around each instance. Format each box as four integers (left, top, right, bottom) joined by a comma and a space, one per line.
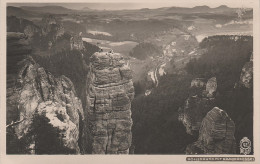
205, 77, 217, 97
86, 51, 134, 154
7, 32, 32, 124
190, 78, 205, 88
7, 57, 83, 154
178, 77, 217, 135
239, 53, 253, 88
70, 32, 85, 50
186, 107, 236, 154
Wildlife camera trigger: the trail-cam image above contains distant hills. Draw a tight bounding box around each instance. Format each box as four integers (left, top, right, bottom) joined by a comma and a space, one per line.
7, 6, 35, 17
166, 5, 238, 13
7, 5, 252, 17
20, 5, 74, 14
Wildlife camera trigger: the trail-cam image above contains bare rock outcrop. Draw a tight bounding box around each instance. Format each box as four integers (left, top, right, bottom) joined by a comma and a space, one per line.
7, 57, 83, 154
36, 101, 80, 153
86, 51, 134, 154
7, 32, 32, 125
178, 77, 217, 135
190, 78, 205, 88
206, 77, 217, 97
239, 54, 253, 88
70, 32, 85, 50
186, 107, 236, 154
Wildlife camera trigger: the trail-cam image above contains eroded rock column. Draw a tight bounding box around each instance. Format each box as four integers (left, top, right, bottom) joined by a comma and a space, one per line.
86, 52, 134, 154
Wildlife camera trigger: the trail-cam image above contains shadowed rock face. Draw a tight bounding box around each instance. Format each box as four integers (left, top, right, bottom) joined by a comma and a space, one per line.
86, 52, 134, 154
8, 57, 83, 154
239, 54, 253, 88
178, 77, 217, 135
186, 107, 236, 154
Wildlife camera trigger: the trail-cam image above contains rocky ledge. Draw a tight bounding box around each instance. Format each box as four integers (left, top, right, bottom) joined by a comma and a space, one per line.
86, 51, 135, 154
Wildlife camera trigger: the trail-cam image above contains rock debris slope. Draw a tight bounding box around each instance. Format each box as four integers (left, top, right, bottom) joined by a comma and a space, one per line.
86, 52, 135, 154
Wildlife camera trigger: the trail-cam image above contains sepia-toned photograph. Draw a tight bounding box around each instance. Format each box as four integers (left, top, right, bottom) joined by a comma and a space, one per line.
1, 0, 259, 162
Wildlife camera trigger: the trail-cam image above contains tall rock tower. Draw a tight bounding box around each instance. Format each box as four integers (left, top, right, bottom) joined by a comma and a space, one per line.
86, 51, 134, 154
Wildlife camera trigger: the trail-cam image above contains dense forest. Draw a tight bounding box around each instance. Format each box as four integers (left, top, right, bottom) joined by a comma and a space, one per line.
131, 35, 253, 154
187, 35, 253, 153
33, 41, 100, 108
129, 42, 163, 60
132, 74, 196, 154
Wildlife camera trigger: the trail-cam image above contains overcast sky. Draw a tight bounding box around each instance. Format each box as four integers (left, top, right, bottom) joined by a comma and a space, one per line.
8, 0, 254, 10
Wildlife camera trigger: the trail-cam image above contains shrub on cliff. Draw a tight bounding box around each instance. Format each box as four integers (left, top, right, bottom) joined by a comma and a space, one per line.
186, 35, 252, 92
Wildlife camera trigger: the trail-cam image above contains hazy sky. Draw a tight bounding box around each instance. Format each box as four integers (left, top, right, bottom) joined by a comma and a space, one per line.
9, 0, 254, 10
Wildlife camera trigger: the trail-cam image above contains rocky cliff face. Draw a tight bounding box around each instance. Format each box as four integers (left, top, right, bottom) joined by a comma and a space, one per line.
178, 77, 217, 135
86, 51, 135, 154
7, 57, 84, 154
186, 107, 236, 154
239, 53, 253, 88
7, 32, 32, 125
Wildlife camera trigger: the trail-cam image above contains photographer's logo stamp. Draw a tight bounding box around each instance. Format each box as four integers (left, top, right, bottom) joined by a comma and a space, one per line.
240, 137, 251, 155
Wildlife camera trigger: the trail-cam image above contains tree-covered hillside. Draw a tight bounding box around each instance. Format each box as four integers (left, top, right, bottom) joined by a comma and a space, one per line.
131, 35, 253, 154
129, 42, 163, 60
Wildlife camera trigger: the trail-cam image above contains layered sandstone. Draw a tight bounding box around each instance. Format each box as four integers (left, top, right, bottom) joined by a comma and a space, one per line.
86, 51, 134, 154
8, 57, 83, 154
186, 107, 236, 154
